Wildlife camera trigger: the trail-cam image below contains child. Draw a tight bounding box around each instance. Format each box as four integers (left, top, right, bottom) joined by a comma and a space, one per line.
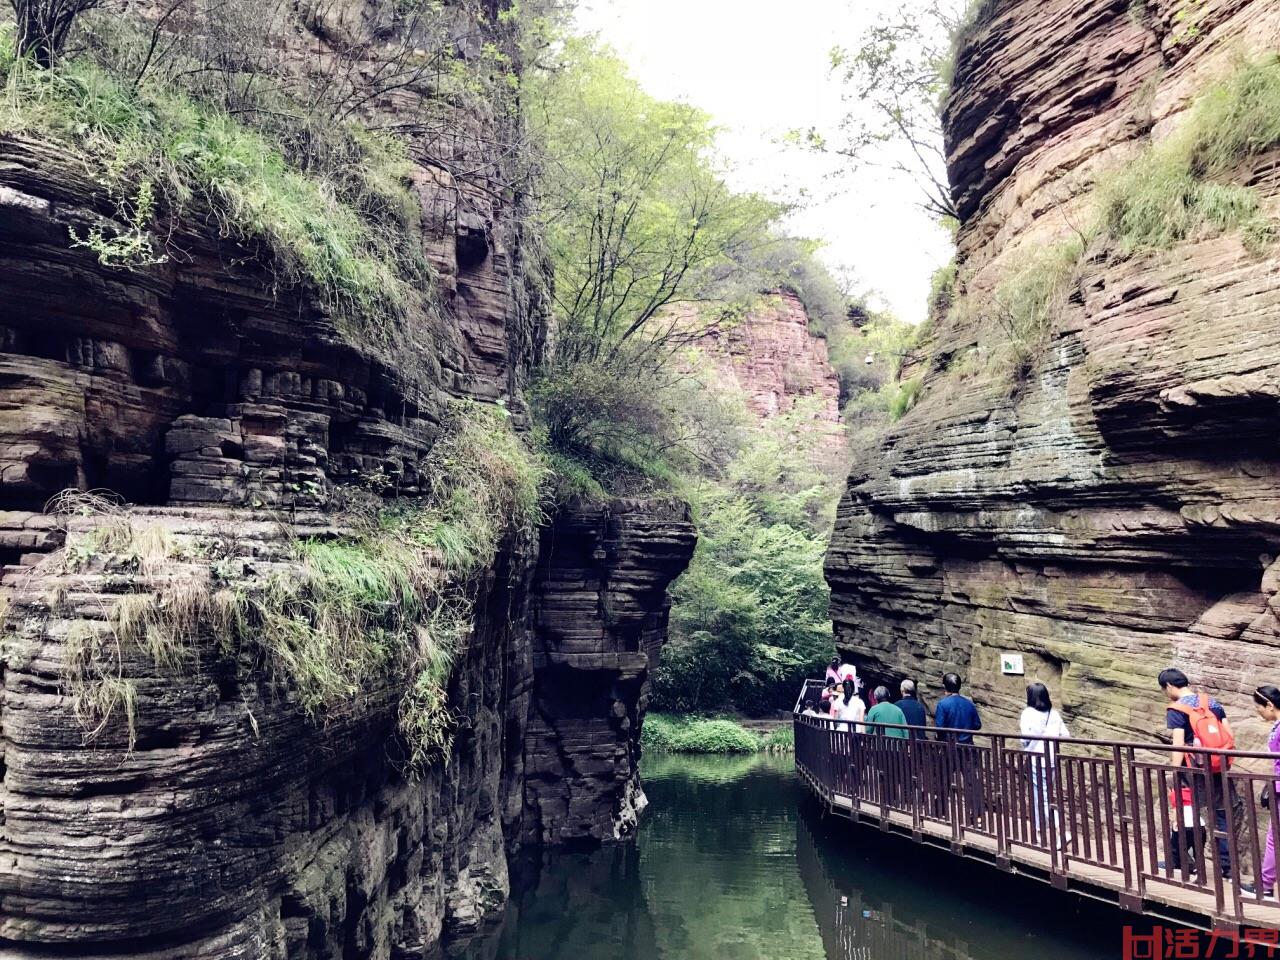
1167, 784, 1201, 877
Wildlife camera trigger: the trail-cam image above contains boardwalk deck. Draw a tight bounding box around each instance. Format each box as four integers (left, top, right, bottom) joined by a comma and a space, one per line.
793, 710, 1280, 936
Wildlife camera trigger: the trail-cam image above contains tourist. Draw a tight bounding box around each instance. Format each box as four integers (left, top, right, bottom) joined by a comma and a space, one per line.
838, 660, 859, 684
826, 657, 842, 683
935, 673, 984, 821
828, 681, 846, 720
1159, 667, 1234, 879
801, 697, 824, 719
821, 679, 839, 704
1244, 685, 1280, 897
1019, 682, 1069, 846
866, 686, 908, 739
837, 677, 865, 732
934, 673, 982, 743
897, 679, 927, 733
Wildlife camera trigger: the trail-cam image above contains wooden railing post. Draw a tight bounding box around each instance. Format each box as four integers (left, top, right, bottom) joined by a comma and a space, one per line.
948, 736, 962, 846
993, 735, 1009, 866
908, 733, 922, 836
1114, 744, 1136, 901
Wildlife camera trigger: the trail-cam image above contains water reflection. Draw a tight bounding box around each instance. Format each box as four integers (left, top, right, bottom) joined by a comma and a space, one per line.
457, 753, 1122, 960
795, 795, 1119, 960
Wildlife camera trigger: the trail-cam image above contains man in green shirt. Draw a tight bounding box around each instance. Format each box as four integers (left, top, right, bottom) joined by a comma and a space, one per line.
865, 686, 908, 739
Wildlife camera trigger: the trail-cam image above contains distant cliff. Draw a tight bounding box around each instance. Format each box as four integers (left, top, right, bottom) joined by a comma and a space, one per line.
692, 290, 844, 461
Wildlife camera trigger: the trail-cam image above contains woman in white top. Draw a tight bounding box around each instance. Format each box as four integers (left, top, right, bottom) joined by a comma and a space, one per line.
1020, 682, 1070, 846
837, 678, 866, 733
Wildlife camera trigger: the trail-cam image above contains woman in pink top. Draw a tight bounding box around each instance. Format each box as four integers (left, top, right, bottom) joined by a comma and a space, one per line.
1250, 685, 1280, 898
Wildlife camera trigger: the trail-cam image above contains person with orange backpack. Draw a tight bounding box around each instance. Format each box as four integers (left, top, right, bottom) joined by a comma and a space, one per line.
1159, 668, 1235, 880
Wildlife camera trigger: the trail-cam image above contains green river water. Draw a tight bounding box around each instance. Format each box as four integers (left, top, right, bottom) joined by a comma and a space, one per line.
459, 752, 1130, 960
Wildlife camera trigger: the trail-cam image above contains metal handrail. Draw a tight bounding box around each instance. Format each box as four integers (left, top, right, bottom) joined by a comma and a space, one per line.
793, 704, 1280, 927
796, 711, 1280, 762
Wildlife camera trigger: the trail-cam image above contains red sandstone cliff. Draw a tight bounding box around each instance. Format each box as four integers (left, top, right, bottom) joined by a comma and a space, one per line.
691, 290, 845, 465
694, 291, 841, 422
826, 0, 1280, 745
0, 3, 694, 956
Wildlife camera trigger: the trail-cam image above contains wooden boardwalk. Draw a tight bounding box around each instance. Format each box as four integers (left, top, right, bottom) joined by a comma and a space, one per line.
794, 712, 1280, 937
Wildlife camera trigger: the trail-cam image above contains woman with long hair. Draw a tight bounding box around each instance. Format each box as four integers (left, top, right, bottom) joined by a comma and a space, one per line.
1020, 682, 1070, 846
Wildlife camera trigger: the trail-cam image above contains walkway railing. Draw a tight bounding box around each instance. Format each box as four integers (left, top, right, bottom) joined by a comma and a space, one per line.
794, 708, 1280, 927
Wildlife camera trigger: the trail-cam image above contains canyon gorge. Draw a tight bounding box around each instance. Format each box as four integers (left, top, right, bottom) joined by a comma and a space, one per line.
7, 0, 1280, 950
0, 0, 850, 950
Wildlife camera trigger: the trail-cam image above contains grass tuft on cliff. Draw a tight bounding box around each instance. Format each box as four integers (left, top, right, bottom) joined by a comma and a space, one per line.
1098, 55, 1280, 254
61, 401, 545, 770
989, 237, 1085, 380
0, 33, 429, 347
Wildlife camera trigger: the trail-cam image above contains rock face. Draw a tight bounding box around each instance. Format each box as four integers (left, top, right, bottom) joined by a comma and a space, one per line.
691, 291, 844, 461
0, 3, 694, 956
826, 0, 1280, 745
1, 509, 534, 959
524, 499, 695, 846
693, 291, 841, 423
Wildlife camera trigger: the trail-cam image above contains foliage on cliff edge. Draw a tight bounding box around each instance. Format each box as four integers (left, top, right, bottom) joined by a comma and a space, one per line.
54, 402, 545, 773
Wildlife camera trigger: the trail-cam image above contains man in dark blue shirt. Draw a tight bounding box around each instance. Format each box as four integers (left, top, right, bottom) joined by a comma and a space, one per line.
897, 679, 928, 730
934, 673, 982, 743
934, 673, 985, 823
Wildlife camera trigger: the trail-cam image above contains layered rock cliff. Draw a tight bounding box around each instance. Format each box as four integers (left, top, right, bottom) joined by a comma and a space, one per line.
826, 0, 1280, 743
693, 290, 841, 426
0, 3, 695, 956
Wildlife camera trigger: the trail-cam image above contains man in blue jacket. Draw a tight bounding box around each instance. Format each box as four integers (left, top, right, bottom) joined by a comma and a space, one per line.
935, 673, 982, 741
897, 679, 928, 732
934, 673, 985, 822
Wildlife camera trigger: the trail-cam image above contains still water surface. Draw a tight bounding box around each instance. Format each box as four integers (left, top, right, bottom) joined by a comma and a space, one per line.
460, 752, 1127, 959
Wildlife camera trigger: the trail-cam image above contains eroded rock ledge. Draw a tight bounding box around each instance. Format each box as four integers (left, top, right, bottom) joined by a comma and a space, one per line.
827, 0, 1280, 744
0, 10, 695, 953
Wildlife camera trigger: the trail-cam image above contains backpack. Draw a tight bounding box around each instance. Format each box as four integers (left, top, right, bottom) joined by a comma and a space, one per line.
1169, 691, 1234, 772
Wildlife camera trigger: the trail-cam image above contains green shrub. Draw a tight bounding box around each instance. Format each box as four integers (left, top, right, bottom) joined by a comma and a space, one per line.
1098, 55, 1280, 254
642, 714, 763, 754
761, 724, 795, 752
989, 237, 1084, 379
641, 713, 688, 752
1098, 150, 1260, 253
677, 719, 764, 753
0, 49, 429, 347
927, 259, 958, 320
886, 375, 925, 420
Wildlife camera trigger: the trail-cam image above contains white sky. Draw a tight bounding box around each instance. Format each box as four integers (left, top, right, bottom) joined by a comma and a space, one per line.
574, 0, 954, 324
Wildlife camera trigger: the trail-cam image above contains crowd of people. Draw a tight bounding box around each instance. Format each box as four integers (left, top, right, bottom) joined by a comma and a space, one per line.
796, 658, 1280, 890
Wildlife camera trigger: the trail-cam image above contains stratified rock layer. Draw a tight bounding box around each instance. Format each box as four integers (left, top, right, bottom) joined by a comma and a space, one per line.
524, 499, 695, 846
827, 0, 1280, 746
0, 3, 694, 956
693, 291, 841, 422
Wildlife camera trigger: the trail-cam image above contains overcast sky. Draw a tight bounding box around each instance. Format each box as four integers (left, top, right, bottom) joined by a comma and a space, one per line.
574, 0, 953, 324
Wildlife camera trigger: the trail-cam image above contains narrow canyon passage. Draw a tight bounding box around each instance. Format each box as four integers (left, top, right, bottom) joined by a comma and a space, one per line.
457, 754, 1124, 960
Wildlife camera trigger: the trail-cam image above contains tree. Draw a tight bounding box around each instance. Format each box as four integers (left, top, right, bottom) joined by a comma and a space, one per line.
814, 0, 970, 222
12, 0, 103, 66
527, 39, 784, 480
530, 39, 782, 373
